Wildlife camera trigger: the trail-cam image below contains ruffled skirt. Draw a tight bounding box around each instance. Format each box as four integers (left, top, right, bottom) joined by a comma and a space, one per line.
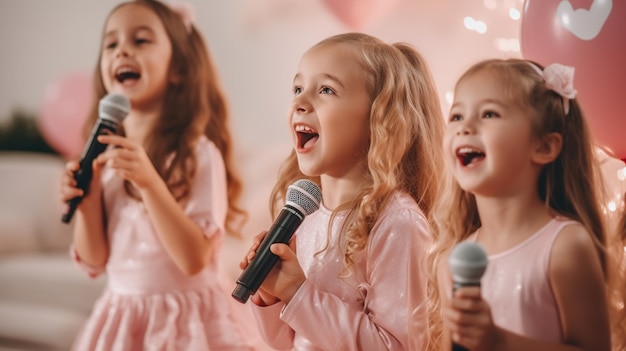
71, 287, 257, 351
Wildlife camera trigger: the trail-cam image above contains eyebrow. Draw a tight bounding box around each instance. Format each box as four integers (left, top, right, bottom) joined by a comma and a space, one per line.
103, 25, 155, 38
451, 98, 506, 109
293, 73, 345, 89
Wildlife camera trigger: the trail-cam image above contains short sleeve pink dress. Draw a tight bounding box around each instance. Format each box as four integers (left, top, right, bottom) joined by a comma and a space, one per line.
70, 136, 255, 351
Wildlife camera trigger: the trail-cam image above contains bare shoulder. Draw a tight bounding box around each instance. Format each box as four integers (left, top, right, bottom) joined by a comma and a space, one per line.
550, 222, 600, 274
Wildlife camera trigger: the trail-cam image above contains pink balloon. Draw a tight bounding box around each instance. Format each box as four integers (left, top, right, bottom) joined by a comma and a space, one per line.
321, 0, 399, 30
38, 71, 94, 160
521, 0, 626, 160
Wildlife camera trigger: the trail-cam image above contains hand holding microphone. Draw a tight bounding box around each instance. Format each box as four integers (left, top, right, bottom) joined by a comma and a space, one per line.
233, 179, 322, 304
61, 93, 130, 223
448, 241, 489, 351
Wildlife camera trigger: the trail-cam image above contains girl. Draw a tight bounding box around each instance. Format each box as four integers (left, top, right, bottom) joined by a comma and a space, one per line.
240, 32, 445, 350
60, 1, 256, 349
426, 58, 626, 351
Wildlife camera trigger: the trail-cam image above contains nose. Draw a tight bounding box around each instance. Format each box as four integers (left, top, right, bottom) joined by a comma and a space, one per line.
291, 93, 312, 114
455, 119, 476, 136
115, 39, 132, 58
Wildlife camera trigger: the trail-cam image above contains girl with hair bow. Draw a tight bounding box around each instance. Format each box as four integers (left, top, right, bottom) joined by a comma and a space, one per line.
425, 58, 626, 351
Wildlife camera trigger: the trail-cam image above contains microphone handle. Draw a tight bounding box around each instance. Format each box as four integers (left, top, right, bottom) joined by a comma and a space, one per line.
232, 205, 304, 303
61, 121, 117, 224
452, 343, 469, 351
451, 281, 481, 351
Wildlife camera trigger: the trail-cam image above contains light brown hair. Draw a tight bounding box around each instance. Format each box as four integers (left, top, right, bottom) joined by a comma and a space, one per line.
85, 0, 246, 236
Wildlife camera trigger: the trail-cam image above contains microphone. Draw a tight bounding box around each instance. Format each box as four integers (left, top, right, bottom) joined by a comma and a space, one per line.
448, 241, 488, 351
61, 93, 131, 224
232, 179, 322, 304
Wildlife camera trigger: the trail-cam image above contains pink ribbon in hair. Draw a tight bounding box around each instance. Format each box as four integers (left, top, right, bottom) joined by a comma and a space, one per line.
530, 63, 578, 115
168, 1, 196, 33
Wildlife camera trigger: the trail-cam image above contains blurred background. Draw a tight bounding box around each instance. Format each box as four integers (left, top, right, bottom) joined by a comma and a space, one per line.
0, 0, 624, 350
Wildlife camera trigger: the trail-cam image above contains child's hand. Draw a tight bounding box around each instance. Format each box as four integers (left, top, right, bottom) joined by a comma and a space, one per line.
240, 231, 305, 306
240, 231, 281, 306
263, 236, 305, 304
96, 135, 159, 191
59, 159, 104, 209
444, 286, 497, 351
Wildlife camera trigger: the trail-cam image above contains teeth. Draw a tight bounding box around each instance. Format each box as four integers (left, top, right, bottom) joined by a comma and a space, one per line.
458, 147, 482, 155
116, 66, 138, 75
295, 124, 316, 133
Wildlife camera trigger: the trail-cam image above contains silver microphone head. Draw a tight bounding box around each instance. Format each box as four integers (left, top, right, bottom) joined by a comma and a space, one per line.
286, 179, 322, 216
449, 241, 488, 286
99, 93, 130, 125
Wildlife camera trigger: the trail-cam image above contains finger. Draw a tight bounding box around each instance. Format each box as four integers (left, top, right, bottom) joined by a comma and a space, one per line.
453, 286, 481, 298
97, 134, 135, 150
106, 157, 135, 172
60, 188, 84, 202
270, 243, 296, 262
451, 295, 483, 312
65, 161, 80, 172
253, 231, 268, 247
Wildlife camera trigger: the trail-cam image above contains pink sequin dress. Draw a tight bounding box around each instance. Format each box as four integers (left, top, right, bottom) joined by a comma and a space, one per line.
468, 217, 577, 343
71, 136, 255, 351
252, 191, 432, 350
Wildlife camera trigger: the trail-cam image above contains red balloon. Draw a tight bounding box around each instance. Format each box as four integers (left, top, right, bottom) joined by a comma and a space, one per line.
38, 71, 93, 160
521, 0, 626, 160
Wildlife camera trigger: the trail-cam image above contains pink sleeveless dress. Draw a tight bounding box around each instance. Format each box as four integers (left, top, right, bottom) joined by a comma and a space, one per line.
468, 217, 578, 343
70, 137, 260, 351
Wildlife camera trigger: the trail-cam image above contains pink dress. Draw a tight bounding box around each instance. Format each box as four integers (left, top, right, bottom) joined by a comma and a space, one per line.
468, 217, 576, 343
71, 136, 256, 351
253, 191, 431, 351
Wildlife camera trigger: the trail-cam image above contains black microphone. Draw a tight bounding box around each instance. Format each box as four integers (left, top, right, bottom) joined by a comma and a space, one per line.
61, 93, 131, 224
232, 179, 322, 303
448, 241, 488, 351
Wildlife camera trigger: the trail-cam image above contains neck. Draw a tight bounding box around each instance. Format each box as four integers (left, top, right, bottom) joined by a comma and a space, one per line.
474, 191, 554, 253
123, 108, 160, 145
319, 174, 366, 210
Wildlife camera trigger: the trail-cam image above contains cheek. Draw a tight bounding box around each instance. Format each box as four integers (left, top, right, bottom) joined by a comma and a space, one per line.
99, 59, 111, 88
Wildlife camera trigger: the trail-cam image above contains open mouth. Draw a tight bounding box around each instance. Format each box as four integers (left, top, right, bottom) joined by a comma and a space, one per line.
295, 124, 319, 150
115, 66, 141, 84
456, 146, 485, 166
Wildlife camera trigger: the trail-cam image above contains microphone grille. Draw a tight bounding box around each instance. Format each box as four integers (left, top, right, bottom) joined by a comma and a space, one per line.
286, 179, 322, 216
448, 241, 488, 285
99, 93, 131, 124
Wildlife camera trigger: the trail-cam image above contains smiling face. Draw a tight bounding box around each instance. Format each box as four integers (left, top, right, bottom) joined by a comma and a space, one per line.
99, 3, 173, 110
289, 43, 372, 179
444, 70, 540, 197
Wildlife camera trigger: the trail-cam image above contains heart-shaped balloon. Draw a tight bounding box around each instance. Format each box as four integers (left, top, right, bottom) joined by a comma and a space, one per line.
521, 0, 626, 160
321, 0, 400, 30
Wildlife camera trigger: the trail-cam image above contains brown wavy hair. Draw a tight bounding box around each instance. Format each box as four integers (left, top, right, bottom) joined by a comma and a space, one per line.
270, 32, 444, 275
425, 58, 626, 350
83, 0, 246, 236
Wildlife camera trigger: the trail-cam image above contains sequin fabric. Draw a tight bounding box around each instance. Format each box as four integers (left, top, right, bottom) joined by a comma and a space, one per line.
467, 217, 576, 343
253, 191, 432, 350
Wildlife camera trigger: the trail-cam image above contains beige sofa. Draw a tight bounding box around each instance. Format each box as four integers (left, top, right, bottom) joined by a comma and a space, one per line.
0, 152, 106, 351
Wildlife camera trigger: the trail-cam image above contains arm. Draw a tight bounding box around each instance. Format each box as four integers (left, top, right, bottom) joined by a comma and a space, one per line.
60, 159, 108, 275
444, 224, 610, 351
252, 301, 295, 350
97, 135, 224, 275
278, 208, 429, 350
243, 232, 296, 350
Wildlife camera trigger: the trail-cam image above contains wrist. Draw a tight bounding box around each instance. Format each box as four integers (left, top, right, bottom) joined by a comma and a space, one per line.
281, 277, 306, 305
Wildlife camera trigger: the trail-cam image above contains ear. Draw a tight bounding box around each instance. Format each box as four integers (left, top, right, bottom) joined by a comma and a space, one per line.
531, 132, 562, 165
